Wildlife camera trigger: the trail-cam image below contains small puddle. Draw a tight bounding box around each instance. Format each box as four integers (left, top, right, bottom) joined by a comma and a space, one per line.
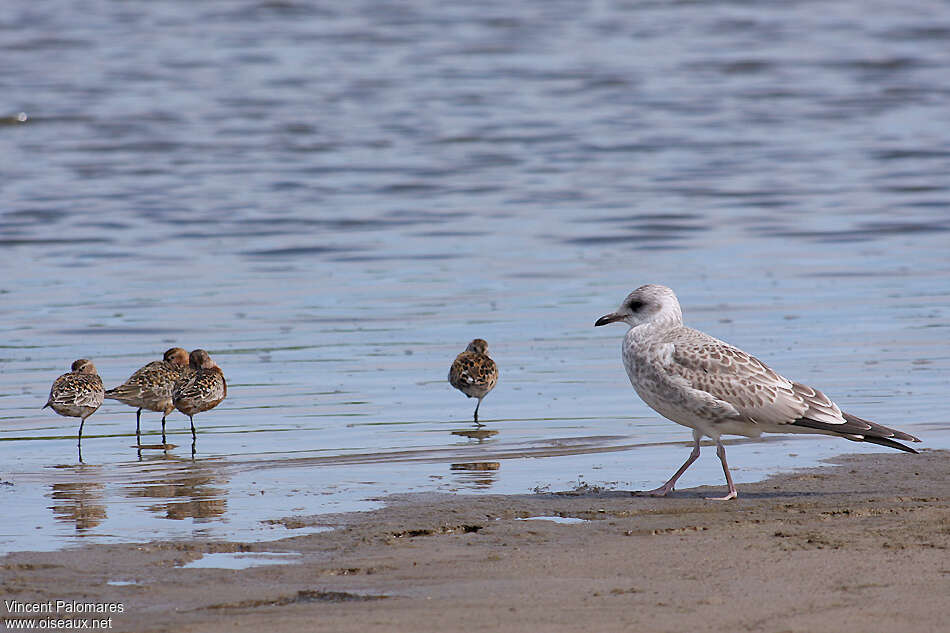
516, 516, 589, 525
181, 552, 302, 570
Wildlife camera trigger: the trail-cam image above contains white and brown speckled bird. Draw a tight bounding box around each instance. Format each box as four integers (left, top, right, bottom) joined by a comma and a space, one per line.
44, 359, 105, 457
105, 347, 191, 444
595, 284, 921, 500
449, 339, 498, 424
173, 349, 227, 443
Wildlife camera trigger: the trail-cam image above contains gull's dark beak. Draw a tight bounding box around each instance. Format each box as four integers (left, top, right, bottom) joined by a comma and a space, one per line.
594, 312, 623, 327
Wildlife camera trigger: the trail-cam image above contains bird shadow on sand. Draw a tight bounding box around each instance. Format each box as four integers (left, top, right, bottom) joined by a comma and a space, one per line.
552, 488, 840, 500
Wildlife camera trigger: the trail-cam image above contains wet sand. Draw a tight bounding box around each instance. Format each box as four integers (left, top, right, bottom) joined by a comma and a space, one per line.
2, 450, 947, 633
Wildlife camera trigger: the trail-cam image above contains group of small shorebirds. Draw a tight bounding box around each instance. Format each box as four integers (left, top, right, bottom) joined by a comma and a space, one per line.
43, 341, 494, 458
43, 348, 226, 458
43, 285, 921, 499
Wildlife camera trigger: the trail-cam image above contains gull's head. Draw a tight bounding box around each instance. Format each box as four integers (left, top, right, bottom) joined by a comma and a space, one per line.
466, 338, 489, 354
594, 284, 683, 329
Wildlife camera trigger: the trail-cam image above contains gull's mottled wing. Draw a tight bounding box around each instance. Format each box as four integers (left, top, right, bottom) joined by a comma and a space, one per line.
663, 327, 844, 426
662, 327, 918, 448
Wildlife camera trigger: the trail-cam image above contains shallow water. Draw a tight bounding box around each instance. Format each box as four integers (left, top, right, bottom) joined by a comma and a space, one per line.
181, 552, 304, 570
517, 516, 590, 525
1, 1, 949, 554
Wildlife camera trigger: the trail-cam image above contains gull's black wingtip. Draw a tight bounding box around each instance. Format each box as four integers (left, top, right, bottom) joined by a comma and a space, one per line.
857, 435, 919, 454
792, 414, 921, 453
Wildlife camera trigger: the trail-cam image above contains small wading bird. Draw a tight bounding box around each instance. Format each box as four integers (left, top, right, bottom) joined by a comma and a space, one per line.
595, 284, 920, 500
173, 349, 227, 447
449, 339, 498, 424
43, 359, 105, 461
105, 347, 191, 445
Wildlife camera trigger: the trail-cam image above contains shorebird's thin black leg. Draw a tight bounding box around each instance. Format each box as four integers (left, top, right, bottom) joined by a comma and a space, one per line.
78, 417, 85, 463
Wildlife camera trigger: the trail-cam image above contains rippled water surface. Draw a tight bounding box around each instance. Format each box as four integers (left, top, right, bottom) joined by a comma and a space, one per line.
1, 0, 948, 554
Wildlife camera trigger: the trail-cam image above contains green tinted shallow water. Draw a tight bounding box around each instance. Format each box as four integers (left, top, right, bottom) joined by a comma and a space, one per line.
1, 1, 949, 554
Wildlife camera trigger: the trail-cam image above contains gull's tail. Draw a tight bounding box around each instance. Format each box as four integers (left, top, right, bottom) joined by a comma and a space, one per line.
791, 412, 920, 454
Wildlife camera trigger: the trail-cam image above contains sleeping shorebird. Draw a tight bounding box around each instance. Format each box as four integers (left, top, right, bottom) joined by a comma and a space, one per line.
595, 284, 920, 500
449, 339, 498, 424
105, 347, 191, 444
173, 349, 227, 444
43, 359, 105, 460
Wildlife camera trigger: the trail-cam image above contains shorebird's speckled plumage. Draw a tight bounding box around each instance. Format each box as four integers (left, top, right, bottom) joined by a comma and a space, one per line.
596, 284, 920, 500
44, 359, 105, 457
105, 347, 191, 443
449, 339, 498, 423
173, 349, 227, 441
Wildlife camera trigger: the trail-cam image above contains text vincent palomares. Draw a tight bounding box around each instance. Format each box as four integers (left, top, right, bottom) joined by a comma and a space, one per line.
4, 600, 124, 614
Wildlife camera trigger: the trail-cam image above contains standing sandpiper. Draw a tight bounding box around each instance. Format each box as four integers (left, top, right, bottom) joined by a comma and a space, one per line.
449, 339, 498, 424
105, 347, 191, 445
44, 359, 105, 461
173, 349, 227, 446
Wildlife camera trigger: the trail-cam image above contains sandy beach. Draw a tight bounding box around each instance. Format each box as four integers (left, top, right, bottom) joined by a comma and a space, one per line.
2, 449, 947, 633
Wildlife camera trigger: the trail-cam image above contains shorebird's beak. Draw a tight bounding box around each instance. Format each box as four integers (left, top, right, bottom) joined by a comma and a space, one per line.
594, 312, 623, 327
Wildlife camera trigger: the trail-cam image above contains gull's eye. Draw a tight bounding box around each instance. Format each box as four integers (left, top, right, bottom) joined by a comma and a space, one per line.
627, 299, 645, 312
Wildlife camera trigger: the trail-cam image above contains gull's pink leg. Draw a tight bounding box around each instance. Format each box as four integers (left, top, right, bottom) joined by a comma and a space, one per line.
637, 430, 702, 497
707, 439, 738, 501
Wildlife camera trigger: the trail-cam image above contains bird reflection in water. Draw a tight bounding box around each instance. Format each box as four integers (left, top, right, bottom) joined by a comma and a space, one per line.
450, 423, 501, 488
450, 462, 500, 490
451, 428, 499, 442
50, 475, 107, 532
134, 439, 195, 461
124, 456, 227, 521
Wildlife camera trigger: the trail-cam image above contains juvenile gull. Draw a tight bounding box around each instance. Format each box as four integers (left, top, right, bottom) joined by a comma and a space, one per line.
595, 284, 920, 500
105, 347, 191, 444
449, 339, 498, 424
43, 359, 105, 460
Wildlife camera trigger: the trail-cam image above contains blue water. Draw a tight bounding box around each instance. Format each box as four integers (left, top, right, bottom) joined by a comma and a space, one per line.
1, 0, 948, 554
